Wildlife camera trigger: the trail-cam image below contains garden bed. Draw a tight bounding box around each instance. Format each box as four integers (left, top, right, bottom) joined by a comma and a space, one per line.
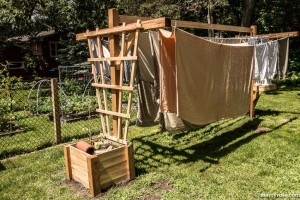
64, 138, 135, 197
0, 122, 25, 137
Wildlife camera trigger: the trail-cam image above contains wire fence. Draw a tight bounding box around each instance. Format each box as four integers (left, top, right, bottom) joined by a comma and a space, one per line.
0, 77, 101, 159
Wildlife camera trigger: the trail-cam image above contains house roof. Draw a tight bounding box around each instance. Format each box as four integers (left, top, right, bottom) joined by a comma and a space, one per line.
8, 30, 57, 42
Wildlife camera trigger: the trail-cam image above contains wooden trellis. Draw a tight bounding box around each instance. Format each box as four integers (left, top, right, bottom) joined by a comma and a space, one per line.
75, 10, 171, 143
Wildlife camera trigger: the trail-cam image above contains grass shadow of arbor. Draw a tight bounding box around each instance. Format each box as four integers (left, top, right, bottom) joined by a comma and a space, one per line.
132, 113, 297, 176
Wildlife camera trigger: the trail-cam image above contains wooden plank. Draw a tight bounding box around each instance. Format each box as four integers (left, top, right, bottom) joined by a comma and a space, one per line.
88, 56, 137, 62
119, 15, 252, 33
256, 31, 299, 38
96, 109, 130, 119
69, 146, 88, 162
105, 135, 128, 145
87, 37, 107, 135
100, 174, 128, 190
96, 36, 111, 135
124, 26, 140, 141
249, 80, 255, 120
100, 167, 128, 184
64, 145, 72, 180
99, 155, 127, 169
126, 144, 135, 180
253, 84, 277, 92
87, 156, 101, 197
98, 146, 126, 162
76, 17, 170, 41
99, 160, 127, 172
70, 156, 88, 172
109, 8, 120, 138
72, 168, 89, 188
91, 83, 134, 91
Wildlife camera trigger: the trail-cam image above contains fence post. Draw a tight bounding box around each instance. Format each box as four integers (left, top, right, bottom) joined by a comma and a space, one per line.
51, 78, 61, 144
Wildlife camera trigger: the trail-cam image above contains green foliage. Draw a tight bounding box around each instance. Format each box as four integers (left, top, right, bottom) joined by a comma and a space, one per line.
61, 94, 97, 115
0, 64, 22, 131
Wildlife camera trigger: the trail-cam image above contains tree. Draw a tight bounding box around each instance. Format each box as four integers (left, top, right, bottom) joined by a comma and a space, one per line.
241, 0, 255, 27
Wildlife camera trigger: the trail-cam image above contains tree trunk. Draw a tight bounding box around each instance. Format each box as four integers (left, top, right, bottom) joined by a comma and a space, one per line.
241, 0, 255, 27
207, 0, 215, 37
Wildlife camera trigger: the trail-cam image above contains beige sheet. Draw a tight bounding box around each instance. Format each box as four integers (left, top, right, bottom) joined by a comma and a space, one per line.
159, 29, 177, 113
175, 28, 254, 125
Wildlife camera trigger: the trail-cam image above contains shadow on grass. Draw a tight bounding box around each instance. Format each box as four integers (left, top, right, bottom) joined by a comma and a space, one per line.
133, 113, 297, 176
0, 141, 53, 160
255, 109, 300, 116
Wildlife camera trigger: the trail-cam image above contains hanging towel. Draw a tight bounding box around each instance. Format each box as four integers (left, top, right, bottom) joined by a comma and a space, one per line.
175, 28, 254, 125
137, 32, 157, 83
278, 37, 289, 79
136, 31, 160, 127
159, 29, 177, 113
254, 43, 269, 81
266, 40, 278, 79
254, 40, 278, 83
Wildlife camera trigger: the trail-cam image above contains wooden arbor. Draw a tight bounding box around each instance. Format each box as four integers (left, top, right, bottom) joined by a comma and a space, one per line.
64, 9, 170, 197
76, 10, 170, 142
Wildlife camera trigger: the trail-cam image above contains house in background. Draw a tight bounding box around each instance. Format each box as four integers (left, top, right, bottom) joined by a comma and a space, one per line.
0, 30, 61, 79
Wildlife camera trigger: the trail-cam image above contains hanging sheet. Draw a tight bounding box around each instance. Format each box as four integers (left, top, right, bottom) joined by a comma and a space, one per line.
278, 37, 289, 79
175, 28, 254, 125
136, 31, 160, 127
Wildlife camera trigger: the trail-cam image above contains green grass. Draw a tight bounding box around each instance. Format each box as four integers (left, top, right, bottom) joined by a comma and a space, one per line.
0, 86, 299, 199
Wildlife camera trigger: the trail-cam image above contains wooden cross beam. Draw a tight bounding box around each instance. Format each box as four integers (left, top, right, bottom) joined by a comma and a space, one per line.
76, 17, 171, 41
119, 15, 253, 33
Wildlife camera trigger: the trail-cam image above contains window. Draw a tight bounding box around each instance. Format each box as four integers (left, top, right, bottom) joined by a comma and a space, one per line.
7, 62, 24, 69
49, 42, 59, 57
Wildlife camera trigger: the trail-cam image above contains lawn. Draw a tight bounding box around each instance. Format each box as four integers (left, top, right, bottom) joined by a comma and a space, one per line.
0, 86, 299, 199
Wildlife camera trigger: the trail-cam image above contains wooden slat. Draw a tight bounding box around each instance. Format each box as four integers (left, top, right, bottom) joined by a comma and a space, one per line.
69, 146, 88, 162
109, 9, 121, 138
92, 83, 134, 91
72, 168, 89, 188
64, 145, 72, 180
76, 17, 170, 41
87, 156, 101, 197
126, 144, 135, 180
70, 156, 88, 172
96, 109, 130, 119
96, 36, 111, 135
100, 167, 128, 185
256, 31, 299, 38
105, 135, 128, 145
98, 146, 126, 162
100, 174, 128, 190
99, 160, 127, 172
253, 84, 277, 92
88, 56, 137, 62
87, 37, 107, 135
119, 15, 253, 33
100, 155, 127, 170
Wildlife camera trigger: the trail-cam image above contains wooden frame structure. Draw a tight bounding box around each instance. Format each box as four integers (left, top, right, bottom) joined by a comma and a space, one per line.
64, 9, 171, 197
64, 9, 299, 197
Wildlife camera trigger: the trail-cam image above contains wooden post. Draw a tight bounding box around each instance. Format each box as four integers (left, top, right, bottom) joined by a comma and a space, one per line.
108, 8, 121, 137
64, 145, 72, 180
87, 155, 101, 197
251, 25, 257, 36
249, 25, 257, 120
51, 78, 61, 144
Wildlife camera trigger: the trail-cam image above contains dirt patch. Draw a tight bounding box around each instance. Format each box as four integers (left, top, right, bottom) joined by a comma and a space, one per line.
62, 178, 135, 199
137, 180, 172, 200
62, 179, 90, 198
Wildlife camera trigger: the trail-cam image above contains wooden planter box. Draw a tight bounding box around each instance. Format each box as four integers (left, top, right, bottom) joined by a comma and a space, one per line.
64, 141, 135, 197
